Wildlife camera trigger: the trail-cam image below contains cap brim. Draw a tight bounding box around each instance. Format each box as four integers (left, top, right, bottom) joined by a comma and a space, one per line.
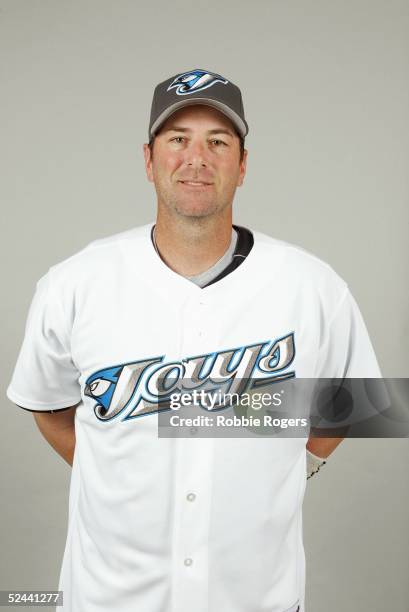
150, 98, 248, 139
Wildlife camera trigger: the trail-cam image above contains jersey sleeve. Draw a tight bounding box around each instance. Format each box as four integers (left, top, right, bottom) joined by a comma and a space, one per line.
6, 270, 82, 412
315, 286, 382, 378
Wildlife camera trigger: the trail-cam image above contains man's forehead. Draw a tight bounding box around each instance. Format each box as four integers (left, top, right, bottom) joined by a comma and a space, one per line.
158, 104, 237, 135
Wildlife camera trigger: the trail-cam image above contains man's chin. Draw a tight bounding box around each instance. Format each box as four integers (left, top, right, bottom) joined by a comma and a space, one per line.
174, 201, 220, 219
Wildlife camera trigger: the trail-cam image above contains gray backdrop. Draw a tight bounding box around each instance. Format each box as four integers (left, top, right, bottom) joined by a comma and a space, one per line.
1, 1, 408, 611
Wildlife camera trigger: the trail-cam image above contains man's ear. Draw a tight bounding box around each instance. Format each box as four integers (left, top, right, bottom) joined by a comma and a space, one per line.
143, 143, 154, 183
237, 148, 248, 187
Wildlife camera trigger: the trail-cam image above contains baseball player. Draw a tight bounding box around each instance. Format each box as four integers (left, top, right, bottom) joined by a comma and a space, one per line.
7, 68, 381, 612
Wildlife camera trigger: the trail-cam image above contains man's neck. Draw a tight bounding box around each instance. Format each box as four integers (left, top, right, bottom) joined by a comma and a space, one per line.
154, 212, 233, 277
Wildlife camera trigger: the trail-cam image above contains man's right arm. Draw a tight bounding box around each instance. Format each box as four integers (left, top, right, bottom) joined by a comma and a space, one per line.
26, 405, 79, 467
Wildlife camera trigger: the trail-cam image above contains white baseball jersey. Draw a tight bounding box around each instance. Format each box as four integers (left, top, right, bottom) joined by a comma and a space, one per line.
7, 223, 381, 612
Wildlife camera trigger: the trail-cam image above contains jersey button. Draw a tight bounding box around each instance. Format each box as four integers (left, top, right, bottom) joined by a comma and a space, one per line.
184, 558, 193, 567
186, 492, 196, 502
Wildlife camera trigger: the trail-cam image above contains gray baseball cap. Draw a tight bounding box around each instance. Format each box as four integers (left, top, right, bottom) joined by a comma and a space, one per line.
148, 68, 249, 140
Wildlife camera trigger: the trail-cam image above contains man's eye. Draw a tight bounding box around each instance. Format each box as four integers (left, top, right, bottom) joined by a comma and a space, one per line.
171, 136, 185, 143
211, 139, 226, 146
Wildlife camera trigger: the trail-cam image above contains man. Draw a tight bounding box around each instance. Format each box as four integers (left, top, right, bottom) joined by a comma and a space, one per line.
7, 68, 381, 612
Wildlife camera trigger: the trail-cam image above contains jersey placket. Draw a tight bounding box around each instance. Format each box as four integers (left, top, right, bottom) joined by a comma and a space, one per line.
171, 293, 215, 612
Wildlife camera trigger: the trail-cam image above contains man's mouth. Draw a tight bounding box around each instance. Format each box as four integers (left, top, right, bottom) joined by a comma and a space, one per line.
178, 180, 213, 187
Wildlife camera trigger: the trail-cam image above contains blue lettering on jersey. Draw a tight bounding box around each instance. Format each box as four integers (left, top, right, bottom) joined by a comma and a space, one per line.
84, 333, 295, 422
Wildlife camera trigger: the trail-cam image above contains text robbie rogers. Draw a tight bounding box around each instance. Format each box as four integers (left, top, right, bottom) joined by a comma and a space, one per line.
169, 414, 309, 428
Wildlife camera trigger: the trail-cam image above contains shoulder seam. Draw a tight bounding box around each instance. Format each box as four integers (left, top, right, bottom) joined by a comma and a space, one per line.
47, 268, 75, 354
253, 230, 341, 276
326, 285, 350, 330
48, 226, 152, 272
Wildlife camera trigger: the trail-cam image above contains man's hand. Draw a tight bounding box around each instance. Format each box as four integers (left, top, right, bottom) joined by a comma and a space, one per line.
30, 405, 78, 467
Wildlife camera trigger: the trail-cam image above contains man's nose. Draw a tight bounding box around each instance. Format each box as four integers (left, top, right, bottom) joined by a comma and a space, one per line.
184, 141, 208, 167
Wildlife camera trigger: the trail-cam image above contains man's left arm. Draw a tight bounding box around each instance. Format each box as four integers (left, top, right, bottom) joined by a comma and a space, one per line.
306, 435, 344, 459
306, 284, 382, 479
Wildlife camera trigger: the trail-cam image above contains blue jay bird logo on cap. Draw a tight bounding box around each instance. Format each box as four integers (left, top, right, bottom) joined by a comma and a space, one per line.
167, 69, 228, 96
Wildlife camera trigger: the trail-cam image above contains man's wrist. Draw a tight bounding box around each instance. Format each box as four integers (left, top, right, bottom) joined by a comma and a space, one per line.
306, 449, 327, 479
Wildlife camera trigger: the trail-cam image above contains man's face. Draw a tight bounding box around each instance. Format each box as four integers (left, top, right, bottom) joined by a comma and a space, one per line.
143, 105, 247, 219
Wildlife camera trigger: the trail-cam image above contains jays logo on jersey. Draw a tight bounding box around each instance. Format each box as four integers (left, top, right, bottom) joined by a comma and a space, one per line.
84, 333, 296, 422
167, 69, 228, 96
